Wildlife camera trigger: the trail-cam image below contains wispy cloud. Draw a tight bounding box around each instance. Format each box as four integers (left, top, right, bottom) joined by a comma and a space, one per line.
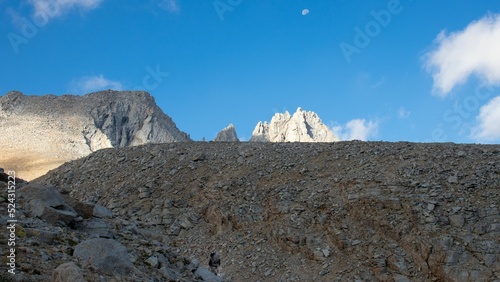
158, 0, 180, 14
422, 13, 500, 96
370, 76, 386, 89
70, 75, 123, 94
354, 72, 386, 90
398, 107, 411, 119
27, 0, 102, 23
332, 119, 379, 141
471, 96, 500, 142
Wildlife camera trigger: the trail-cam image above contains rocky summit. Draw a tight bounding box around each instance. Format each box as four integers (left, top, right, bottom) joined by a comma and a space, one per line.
214, 124, 239, 142
250, 107, 339, 142
5, 141, 495, 281
0, 90, 190, 180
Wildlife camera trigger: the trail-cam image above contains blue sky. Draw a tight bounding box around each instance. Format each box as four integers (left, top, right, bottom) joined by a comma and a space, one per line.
1, 0, 500, 143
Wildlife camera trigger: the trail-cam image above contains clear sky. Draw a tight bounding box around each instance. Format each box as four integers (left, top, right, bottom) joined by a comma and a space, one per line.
1, 0, 500, 143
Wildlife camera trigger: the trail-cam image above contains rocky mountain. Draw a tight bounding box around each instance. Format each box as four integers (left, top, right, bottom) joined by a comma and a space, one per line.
0, 90, 190, 180
250, 107, 338, 142
23, 141, 499, 281
214, 124, 239, 142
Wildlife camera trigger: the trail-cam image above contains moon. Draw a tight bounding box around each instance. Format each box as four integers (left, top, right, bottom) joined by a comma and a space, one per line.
301, 9, 309, 16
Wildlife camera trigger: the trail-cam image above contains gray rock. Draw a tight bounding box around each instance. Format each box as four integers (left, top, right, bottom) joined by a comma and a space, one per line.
159, 267, 181, 280
41, 251, 51, 261
322, 248, 331, 258
79, 218, 113, 238
194, 266, 222, 281
214, 124, 239, 142
169, 221, 181, 236
179, 215, 194, 230
313, 250, 326, 261
187, 258, 200, 271
351, 240, 362, 246
393, 274, 410, 282
18, 184, 67, 212
449, 215, 465, 228
51, 262, 86, 282
67, 200, 94, 219
25, 228, 60, 245
73, 238, 133, 275
192, 152, 206, 162
18, 184, 78, 225
157, 253, 171, 269
145, 256, 159, 268
447, 175, 458, 184
93, 204, 112, 218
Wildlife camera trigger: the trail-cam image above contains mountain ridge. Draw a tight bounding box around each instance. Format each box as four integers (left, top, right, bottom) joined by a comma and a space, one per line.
0, 90, 190, 180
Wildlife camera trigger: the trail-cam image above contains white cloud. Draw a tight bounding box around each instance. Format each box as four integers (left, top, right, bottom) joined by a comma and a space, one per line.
158, 0, 180, 14
423, 13, 500, 96
471, 96, 500, 142
301, 9, 309, 16
332, 119, 379, 141
398, 107, 411, 119
28, 0, 102, 23
71, 75, 123, 94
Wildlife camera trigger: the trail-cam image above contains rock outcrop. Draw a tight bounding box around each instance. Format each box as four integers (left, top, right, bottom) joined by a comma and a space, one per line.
32, 141, 500, 281
214, 124, 239, 142
17, 184, 78, 225
0, 90, 190, 180
250, 107, 338, 142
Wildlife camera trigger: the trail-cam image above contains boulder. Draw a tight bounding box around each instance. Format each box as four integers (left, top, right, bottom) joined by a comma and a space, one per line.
194, 266, 222, 282
64, 197, 94, 219
194, 266, 223, 281
159, 266, 181, 280
25, 228, 60, 245
51, 262, 86, 282
93, 204, 113, 218
79, 218, 114, 238
18, 184, 78, 225
145, 256, 159, 268
73, 238, 132, 275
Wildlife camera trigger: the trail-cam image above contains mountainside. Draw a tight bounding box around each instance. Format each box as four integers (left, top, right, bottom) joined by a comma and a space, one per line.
29, 141, 500, 281
214, 124, 239, 142
0, 90, 190, 180
250, 107, 338, 142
